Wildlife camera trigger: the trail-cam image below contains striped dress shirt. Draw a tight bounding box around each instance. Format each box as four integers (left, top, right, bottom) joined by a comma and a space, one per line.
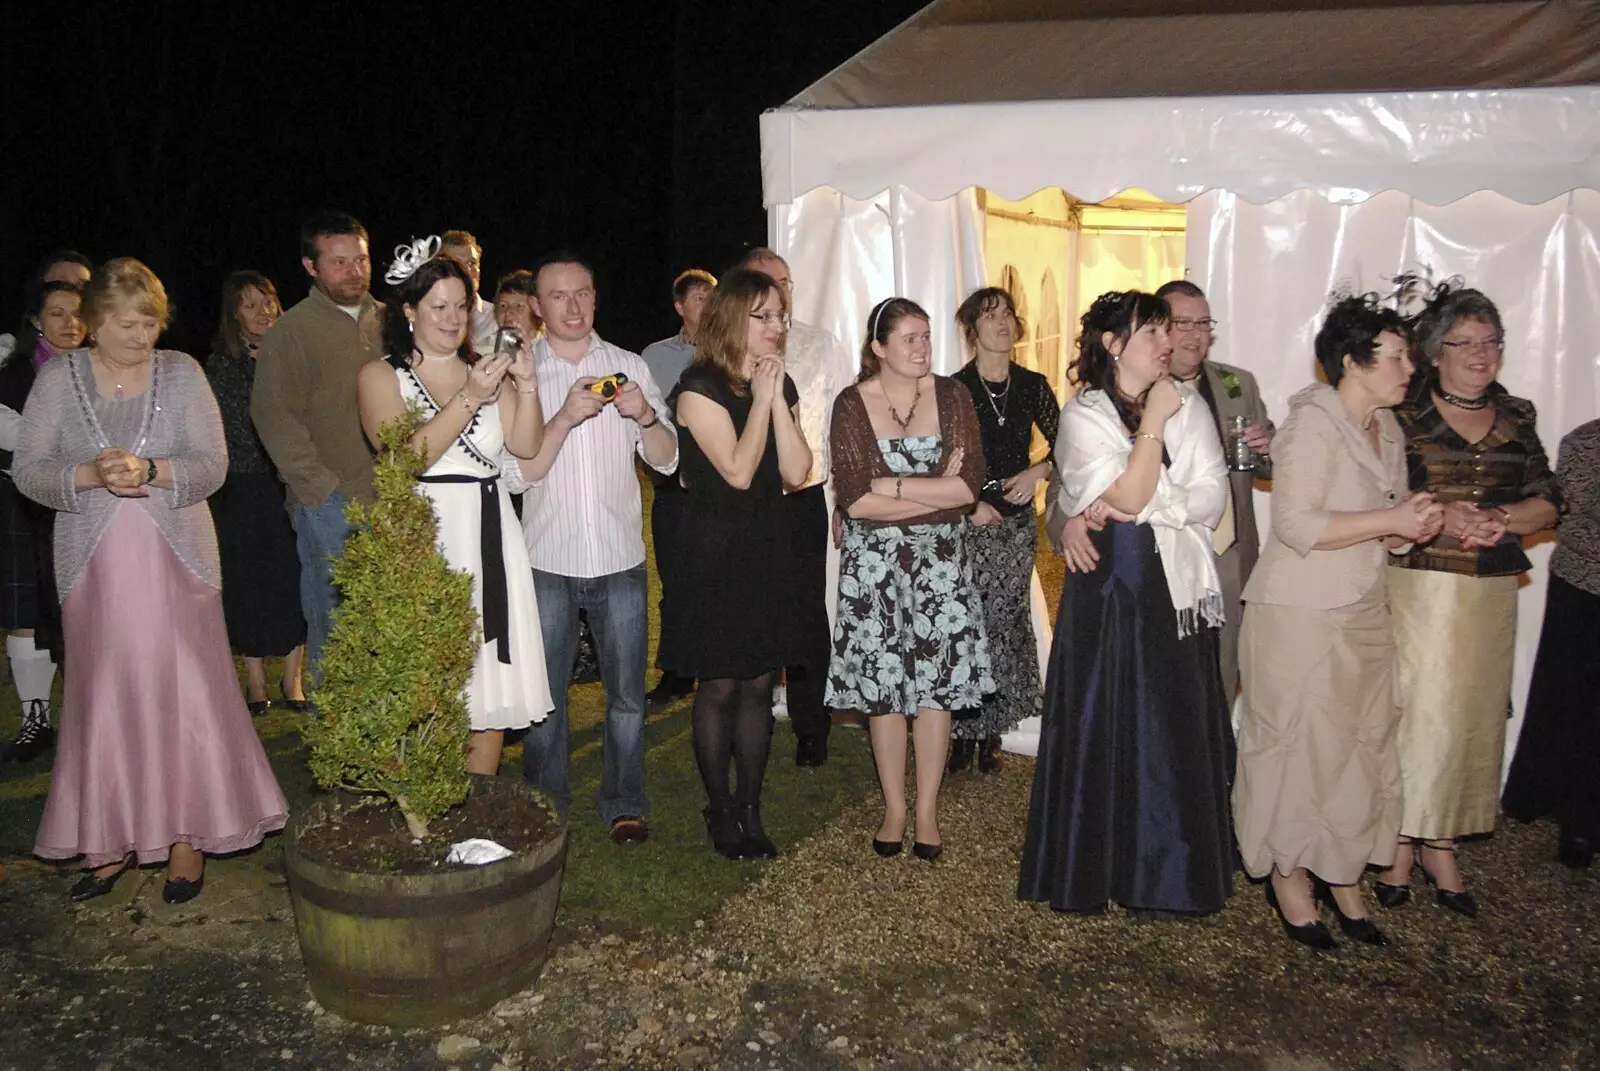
521, 333, 678, 578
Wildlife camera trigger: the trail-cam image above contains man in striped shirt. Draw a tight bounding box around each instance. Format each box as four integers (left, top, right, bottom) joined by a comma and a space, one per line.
516, 254, 678, 843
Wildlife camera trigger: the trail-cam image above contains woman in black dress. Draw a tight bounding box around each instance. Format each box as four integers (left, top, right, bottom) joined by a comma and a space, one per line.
1502, 418, 1600, 869
0, 281, 83, 761
1018, 291, 1234, 916
664, 269, 812, 860
204, 272, 307, 715
950, 286, 1057, 773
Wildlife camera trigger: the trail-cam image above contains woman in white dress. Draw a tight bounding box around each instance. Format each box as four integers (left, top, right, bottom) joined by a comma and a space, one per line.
358, 241, 553, 774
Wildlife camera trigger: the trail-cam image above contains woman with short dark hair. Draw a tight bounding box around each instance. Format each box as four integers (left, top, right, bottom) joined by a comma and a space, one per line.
0, 281, 84, 761
205, 271, 308, 716
1018, 291, 1234, 916
948, 286, 1057, 775
1376, 280, 1560, 916
1233, 294, 1441, 949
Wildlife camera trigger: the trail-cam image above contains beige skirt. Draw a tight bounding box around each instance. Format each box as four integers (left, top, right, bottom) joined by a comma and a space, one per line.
1389, 567, 1519, 840
1233, 582, 1404, 884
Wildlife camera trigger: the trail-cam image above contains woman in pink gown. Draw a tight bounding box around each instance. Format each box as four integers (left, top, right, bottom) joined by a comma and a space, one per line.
15, 258, 287, 904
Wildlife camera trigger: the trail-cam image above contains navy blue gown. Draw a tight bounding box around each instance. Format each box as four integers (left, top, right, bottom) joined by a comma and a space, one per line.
1018, 517, 1234, 915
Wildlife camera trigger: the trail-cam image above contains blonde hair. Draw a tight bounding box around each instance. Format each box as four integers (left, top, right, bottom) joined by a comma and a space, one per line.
81, 257, 170, 333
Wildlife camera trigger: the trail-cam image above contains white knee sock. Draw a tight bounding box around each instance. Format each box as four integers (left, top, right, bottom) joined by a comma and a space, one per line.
7, 635, 57, 724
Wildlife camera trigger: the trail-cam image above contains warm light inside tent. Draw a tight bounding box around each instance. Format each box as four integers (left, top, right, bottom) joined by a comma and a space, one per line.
978, 187, 1187, 404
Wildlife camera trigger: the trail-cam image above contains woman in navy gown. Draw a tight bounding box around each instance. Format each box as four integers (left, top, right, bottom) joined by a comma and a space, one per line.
1018, 291, 1234, 915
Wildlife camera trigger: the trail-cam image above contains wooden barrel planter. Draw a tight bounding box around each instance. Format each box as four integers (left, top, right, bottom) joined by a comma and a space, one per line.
284, 775, 567, 1027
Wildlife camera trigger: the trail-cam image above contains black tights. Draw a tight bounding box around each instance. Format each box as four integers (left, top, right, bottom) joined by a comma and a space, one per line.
691, 670, 778, 810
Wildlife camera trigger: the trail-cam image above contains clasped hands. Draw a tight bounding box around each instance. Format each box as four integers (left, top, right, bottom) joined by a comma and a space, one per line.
93, 447, 151, 498
1438, 499, 1507, 549
971, 461, 1052, 526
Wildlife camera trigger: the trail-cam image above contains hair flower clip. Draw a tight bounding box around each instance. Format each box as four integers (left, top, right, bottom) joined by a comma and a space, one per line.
384, 235, 442, 286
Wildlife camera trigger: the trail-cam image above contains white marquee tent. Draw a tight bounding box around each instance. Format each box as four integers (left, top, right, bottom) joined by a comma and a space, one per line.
761, 0, 1600, 759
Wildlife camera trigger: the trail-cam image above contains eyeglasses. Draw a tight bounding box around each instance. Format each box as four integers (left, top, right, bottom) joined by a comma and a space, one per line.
1170, 318, 1216, 333
1440, 337, 1504, 354
749, 312, 791, 327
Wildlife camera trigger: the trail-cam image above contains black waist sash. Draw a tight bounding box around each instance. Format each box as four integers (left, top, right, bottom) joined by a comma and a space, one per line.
418, 473, 509, 664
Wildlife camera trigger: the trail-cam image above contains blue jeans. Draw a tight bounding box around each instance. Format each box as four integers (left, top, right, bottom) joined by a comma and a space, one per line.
523, 565, 649, 822
293, 491, 355, 689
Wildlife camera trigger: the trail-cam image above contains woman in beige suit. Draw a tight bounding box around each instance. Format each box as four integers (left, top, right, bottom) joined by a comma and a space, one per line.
1233, 294, 1443, 949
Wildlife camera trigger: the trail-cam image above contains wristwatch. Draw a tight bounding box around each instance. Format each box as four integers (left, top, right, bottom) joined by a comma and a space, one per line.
145, 457, 158, 485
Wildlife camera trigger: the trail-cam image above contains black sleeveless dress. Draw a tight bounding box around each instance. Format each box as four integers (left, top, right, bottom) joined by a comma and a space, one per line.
659, 366, 799, 680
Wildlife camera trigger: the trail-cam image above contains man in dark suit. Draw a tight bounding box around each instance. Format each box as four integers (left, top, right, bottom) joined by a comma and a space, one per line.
1154, 280, 1274, 703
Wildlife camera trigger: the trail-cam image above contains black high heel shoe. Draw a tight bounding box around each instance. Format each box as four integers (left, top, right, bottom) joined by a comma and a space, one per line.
703, 807, 746, 861
1264, 879, 1337, 950
737, 803, 778, 860
69, 855, 134, 903
1312, 879, 1388, 946
1417, 843, 1478, 918
1374, 839, 1416, 908
163, 873, 205, 905
912, 841, 943, 861
277, 678, 312, 714
977, 736, 1003, 774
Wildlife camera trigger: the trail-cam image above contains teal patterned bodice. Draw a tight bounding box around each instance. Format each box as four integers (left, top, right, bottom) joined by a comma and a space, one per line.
877, 434, 943, 477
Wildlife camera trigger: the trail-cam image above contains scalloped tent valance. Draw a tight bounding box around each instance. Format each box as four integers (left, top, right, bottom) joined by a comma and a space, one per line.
761, 0, 1600, 206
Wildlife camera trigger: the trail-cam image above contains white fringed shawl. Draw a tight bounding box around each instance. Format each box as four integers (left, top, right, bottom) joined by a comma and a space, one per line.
1054, 383, 1228, 637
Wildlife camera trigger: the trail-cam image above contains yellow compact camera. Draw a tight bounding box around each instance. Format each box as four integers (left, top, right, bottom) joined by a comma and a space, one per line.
589, 372, 630, 400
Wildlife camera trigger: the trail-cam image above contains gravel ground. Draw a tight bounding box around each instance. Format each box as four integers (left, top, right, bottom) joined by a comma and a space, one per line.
1, 757, 1595, 1070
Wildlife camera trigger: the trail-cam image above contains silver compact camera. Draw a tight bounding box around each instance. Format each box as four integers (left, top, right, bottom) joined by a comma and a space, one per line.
493, 325, 523, 360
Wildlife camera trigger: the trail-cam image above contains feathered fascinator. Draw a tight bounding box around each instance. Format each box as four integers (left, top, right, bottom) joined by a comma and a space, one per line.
385, 235, 442, 286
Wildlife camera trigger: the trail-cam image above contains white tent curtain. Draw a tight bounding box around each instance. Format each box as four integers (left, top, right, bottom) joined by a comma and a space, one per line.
1191, 186, 1600, 772
773, 183, 1599, 767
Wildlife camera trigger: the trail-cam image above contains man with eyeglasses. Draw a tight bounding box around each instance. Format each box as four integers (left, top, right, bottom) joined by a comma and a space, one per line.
1154, 279, 1274, 706
738, 247, 853, 767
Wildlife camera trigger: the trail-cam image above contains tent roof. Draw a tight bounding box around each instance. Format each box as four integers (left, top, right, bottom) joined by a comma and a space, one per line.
763, 1, 1600, 205
791, 0, 1600, 109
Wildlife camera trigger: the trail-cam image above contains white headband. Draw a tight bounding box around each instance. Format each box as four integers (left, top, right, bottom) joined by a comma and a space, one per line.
868, 299, 893, 341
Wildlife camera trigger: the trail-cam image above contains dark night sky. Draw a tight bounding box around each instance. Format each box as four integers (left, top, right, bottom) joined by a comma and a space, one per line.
2, 2, 926, 354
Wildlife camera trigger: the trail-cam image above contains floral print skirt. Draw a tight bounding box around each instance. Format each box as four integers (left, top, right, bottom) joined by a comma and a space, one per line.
825, 518, 995, 718
953, 509, 1042, 739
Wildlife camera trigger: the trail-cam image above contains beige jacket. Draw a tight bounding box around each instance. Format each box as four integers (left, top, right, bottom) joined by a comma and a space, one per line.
1243, 383, 1407, 610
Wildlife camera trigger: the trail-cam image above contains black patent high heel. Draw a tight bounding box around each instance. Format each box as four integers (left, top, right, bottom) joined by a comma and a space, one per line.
1374, 839, 1416, 909
1417, 842, 1478, 918
1312, 878, 1388, 946
1264, 879, 1336, 950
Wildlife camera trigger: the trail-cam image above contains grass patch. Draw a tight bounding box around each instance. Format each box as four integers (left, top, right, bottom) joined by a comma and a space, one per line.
0, 478, 882, 932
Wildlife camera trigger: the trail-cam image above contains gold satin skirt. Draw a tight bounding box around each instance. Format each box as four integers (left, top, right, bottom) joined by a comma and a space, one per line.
1389, 567, 1519, 840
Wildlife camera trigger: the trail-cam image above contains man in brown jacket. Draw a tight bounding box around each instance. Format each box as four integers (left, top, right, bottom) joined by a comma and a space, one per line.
250, 211, 383, 688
